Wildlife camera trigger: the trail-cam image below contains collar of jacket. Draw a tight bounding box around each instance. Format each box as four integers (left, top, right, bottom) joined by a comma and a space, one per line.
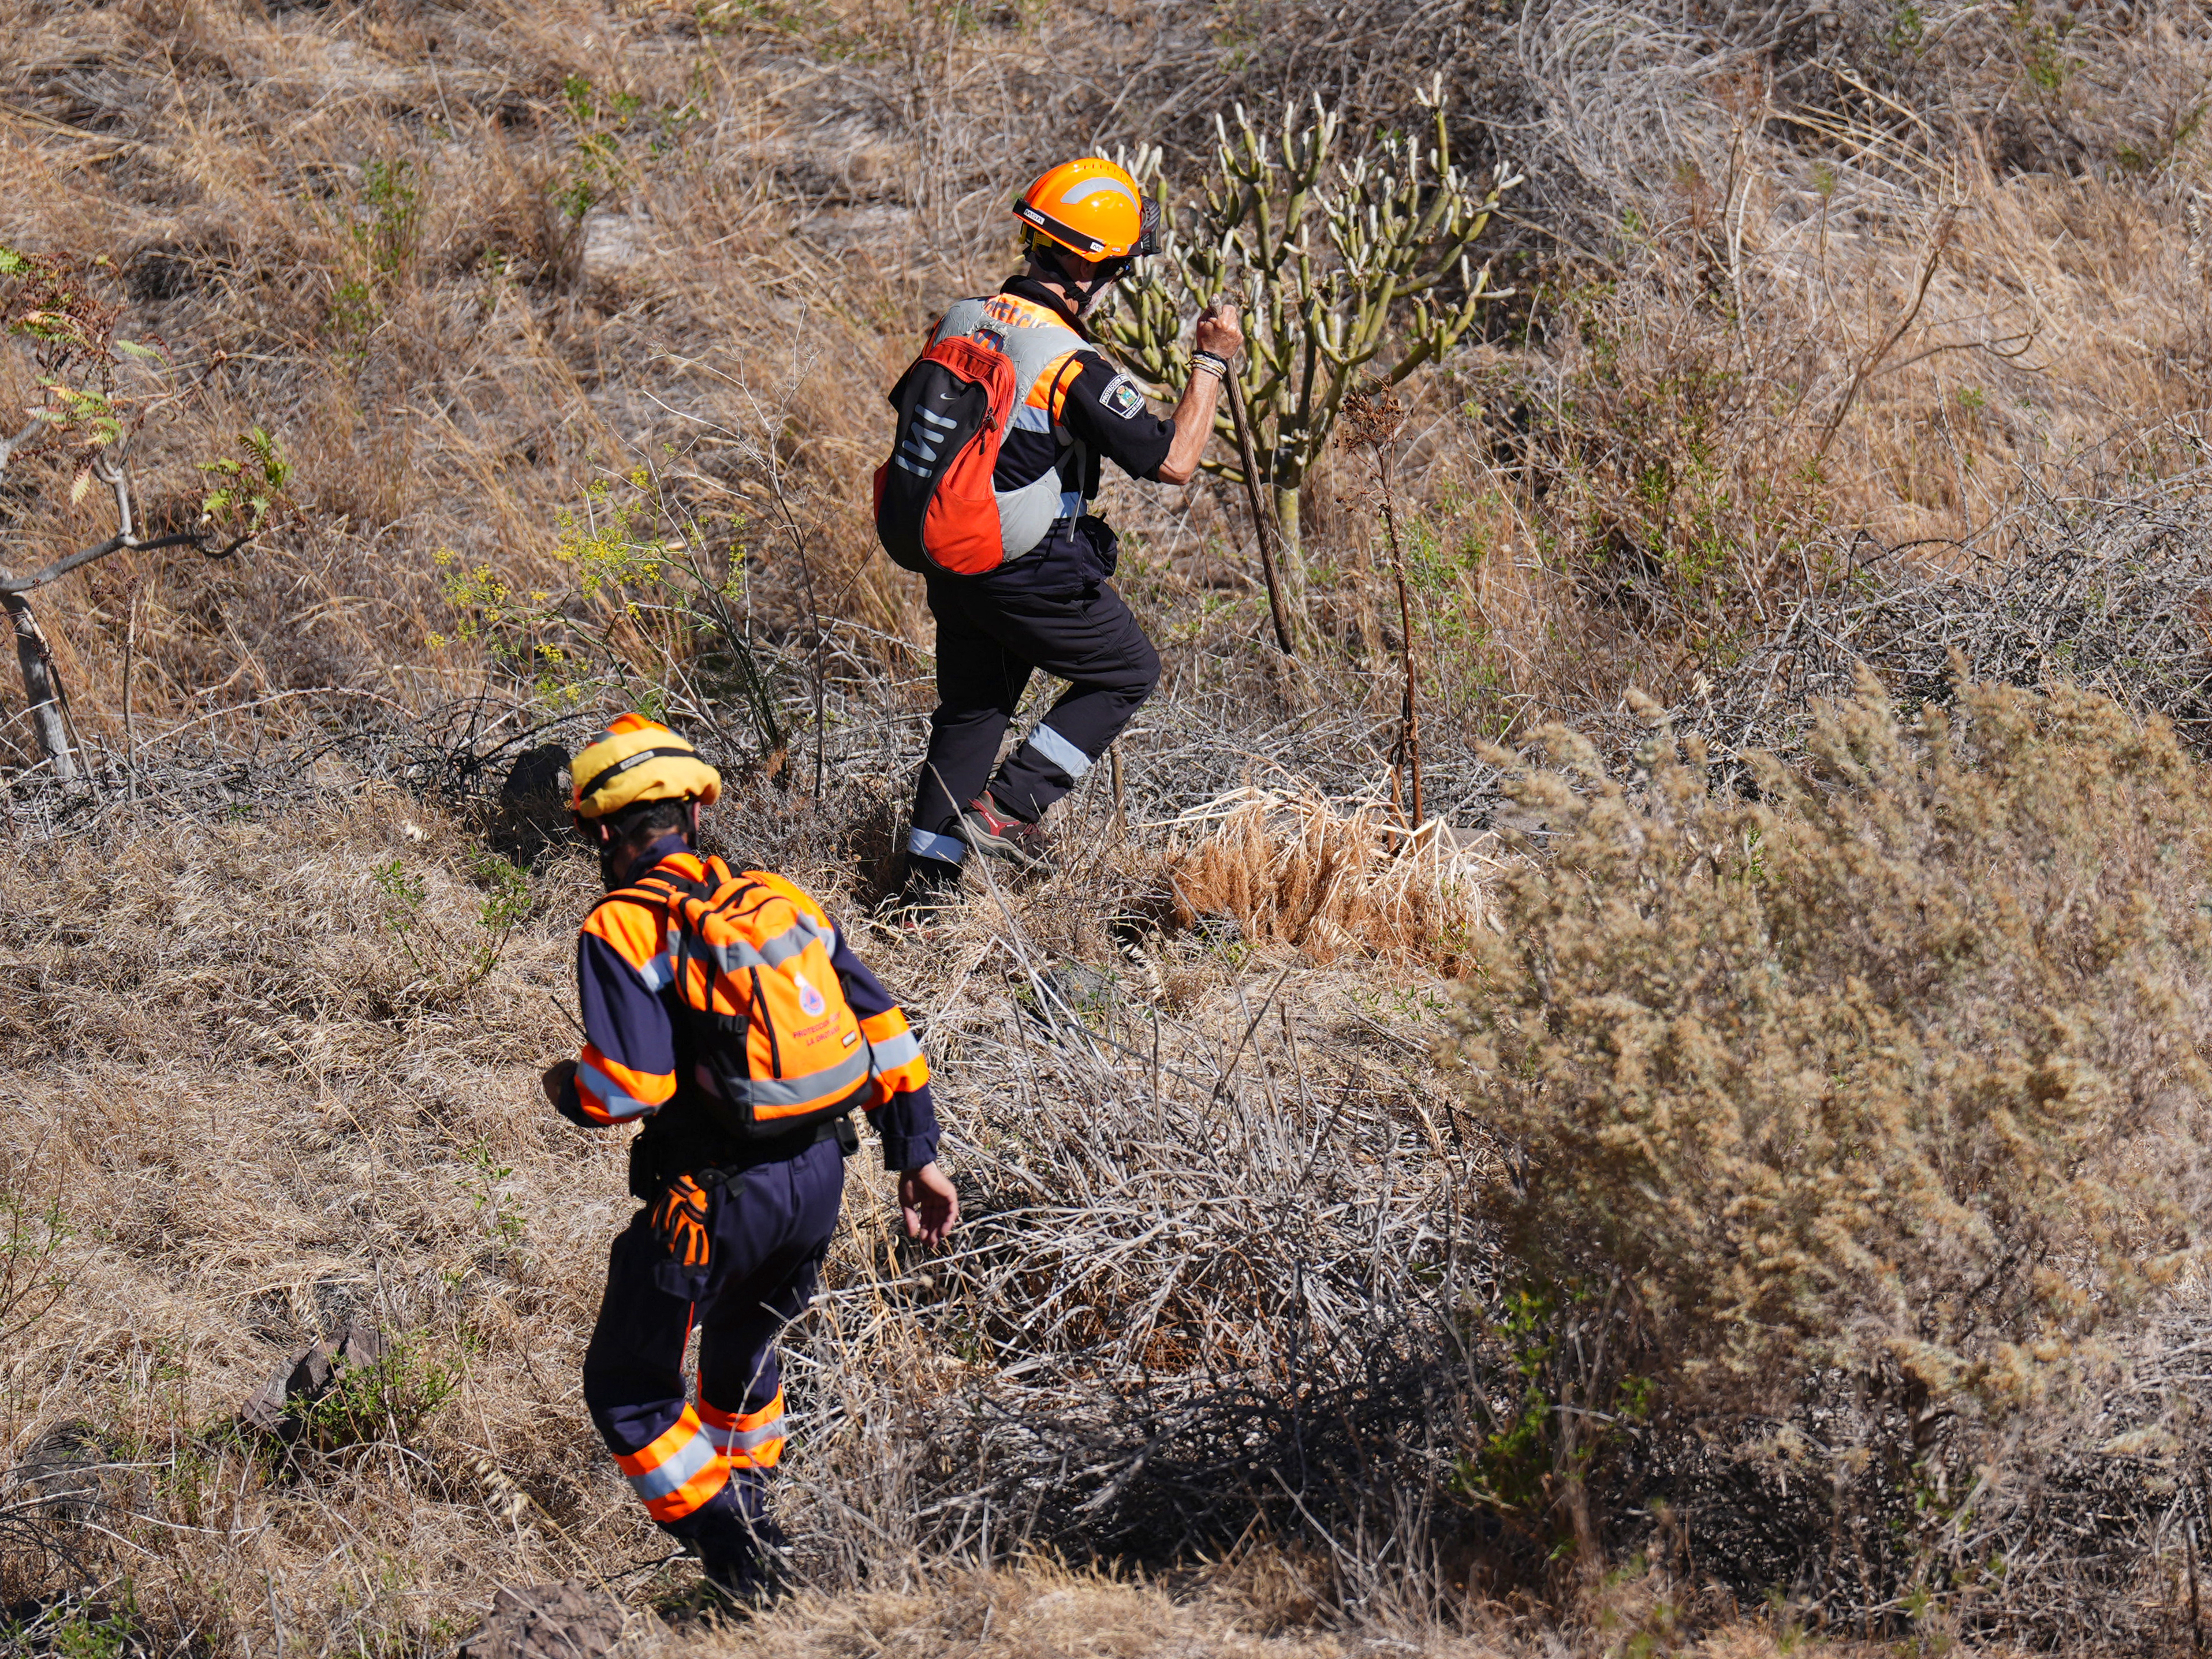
998, 274, 1092, 339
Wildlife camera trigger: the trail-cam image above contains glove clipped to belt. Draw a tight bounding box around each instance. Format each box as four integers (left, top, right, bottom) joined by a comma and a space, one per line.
649, 1174, 713, 1269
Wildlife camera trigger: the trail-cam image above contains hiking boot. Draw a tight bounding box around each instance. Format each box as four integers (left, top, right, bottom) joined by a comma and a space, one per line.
956, 795, 1054, 872
697, 1516, 793, 1614
882, 854, 964, 930
699, 1550, 787, 1613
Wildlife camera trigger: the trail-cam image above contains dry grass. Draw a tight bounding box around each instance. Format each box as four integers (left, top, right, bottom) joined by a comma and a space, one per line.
0, 770, 1496, 1649
1162, 789, 1502, 972
6, 0, 2212, 1653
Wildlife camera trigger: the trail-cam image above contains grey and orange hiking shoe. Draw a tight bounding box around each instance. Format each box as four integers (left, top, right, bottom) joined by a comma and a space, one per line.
956, 795, 1054, 872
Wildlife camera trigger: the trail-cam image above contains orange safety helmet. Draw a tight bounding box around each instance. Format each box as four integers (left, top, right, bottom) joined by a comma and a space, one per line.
1012, 158, 1160, 265
568, 713, 722, 819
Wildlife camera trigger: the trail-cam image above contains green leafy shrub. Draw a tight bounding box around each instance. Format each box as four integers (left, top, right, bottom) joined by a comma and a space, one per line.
299, 1336, 458, 1459
429, 468, 785, 763
1453, 674, 2212, 1622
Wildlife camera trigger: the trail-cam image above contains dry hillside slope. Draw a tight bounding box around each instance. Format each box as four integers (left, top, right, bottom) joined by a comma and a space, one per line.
5, 1, 2212, 1655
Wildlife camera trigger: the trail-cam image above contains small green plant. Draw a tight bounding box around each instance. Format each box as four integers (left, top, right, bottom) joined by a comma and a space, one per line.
327, 156, 424, 343
2012, 1, 2076, 94
1885, 1, 1926, 54
370, 849, 530, 995
300, 1335, 458, 1455
197, 425, 294, 535
465, 1138, 525, 1247
359, 158, 423, 276
27, 1589, 139, 1659
431, 468, 786, 759
557, 76, 646, 221
1, 1183, 68, 1346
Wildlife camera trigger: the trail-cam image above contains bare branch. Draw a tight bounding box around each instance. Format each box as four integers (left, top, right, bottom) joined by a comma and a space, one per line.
0, 530, 199, 596
0, 421, 41, 473
94, 453, 133, 541
2, 591, 74, 783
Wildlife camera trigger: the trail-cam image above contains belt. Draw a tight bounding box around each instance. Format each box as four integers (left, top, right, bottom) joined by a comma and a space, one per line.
704, 1112, 860, 1180
630, 1111, 858, 1200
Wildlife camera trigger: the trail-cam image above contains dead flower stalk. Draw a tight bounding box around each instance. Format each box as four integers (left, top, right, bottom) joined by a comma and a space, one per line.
1341, 380, 1420, 830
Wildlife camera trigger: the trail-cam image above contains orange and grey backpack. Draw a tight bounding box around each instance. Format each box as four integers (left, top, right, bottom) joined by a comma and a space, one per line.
626, 857, 871, 1142
872, 294, 1087, 577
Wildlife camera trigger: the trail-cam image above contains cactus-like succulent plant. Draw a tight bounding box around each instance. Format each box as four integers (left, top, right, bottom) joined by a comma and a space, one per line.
1105, 83, 1517, 567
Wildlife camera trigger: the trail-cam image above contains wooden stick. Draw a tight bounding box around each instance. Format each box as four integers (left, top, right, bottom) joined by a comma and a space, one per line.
1376, 448, 1422, 831
1223, 369, 1295, 656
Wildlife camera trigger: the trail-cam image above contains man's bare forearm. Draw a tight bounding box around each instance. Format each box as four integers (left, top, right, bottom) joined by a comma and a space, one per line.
1155, 305, 1244, 487
1158, 374, 1225, 485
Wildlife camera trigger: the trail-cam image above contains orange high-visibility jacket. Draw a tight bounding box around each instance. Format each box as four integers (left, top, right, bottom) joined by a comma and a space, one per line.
556, 839, 938, 1172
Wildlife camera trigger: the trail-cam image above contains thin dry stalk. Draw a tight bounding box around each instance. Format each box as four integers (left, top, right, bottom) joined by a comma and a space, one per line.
1341, 381, 1421, 826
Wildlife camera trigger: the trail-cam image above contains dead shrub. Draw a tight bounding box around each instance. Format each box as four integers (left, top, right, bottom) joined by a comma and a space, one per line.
1162, 789, 1499, 970
1452, 674, 2212, 1635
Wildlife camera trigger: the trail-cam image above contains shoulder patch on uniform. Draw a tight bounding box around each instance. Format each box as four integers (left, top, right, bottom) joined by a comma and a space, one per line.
1102, 373, 1147, 420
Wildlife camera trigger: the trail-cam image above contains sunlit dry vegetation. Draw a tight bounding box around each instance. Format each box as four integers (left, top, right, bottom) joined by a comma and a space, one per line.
6, 0, 2212, 1654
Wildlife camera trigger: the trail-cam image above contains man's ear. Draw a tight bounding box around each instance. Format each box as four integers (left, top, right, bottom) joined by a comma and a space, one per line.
685, 800, 700, 843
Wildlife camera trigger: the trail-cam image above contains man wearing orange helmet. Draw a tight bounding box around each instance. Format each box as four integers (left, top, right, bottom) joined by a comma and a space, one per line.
540, 715, 957, 1602
896, 156, 1243, 909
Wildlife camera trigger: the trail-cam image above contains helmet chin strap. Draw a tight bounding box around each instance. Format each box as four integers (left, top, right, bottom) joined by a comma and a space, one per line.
1036, 240, 1118, 315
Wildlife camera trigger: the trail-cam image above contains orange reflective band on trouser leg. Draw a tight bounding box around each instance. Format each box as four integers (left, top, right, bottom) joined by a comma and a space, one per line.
613, 1406, 729, 1522
699, 1388, 786, 1470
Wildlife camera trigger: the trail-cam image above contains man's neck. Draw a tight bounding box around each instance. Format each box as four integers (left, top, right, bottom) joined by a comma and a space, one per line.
1012, 264, 1090, 330
609, 829, 692, 891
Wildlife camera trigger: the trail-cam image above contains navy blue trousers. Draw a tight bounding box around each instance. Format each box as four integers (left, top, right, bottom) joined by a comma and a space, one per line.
580, 1137, 844, 1564
911, 564, 1160, 849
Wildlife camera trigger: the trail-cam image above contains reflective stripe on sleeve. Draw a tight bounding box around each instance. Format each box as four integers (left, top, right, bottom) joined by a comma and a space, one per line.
1023, 722, 1094, 781
614, 1408, 728, 1521
577, 1058, 670, 1122
1046, 356, 1084, 420
858, 1010, 929, 1097
867, 1029, 923, 1071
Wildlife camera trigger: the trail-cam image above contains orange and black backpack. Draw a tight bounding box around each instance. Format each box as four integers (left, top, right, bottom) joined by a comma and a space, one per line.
872, 294, 1088, 577
626, 857, 872, 1142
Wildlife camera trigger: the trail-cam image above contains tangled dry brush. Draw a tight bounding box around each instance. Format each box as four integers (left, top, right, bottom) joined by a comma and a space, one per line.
8, 1, 2212, 1655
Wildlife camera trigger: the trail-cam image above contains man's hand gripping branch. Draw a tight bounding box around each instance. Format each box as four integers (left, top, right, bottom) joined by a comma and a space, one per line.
1156, 303, 1245, 487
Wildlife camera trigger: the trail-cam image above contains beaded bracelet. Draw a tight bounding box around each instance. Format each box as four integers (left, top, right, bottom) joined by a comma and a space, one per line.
1189, 350, 1230, 380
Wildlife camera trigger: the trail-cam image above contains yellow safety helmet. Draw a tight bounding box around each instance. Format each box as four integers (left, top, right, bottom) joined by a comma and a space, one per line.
1012, 158, 1160, 265
568, 713, 722, 819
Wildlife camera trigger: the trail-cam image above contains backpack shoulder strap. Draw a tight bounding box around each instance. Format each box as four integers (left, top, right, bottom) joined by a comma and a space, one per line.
933, 296, 992, 344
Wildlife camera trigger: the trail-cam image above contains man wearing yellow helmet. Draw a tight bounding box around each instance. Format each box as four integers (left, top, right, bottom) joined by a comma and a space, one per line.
894, 156, 1243, 909
540, 714, 958, 1602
